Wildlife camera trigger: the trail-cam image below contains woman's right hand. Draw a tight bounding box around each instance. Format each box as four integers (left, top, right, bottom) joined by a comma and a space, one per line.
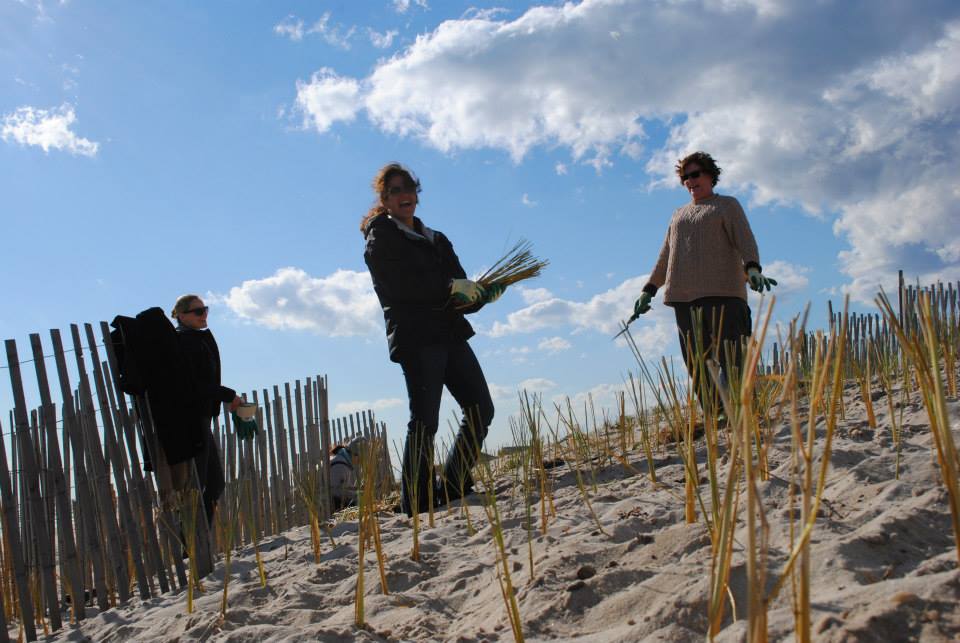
450, 279, 485, 304
228, 396, 242, 412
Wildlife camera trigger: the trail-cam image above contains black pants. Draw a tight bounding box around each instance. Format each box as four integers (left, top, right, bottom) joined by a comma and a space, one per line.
673, 297, 752, 412
399, 341, 494, 516
195, 420, 225, 525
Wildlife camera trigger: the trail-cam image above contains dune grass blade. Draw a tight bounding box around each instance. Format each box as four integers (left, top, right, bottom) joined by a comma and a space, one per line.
177, 489, 202, 614
765, 299, 846, 617
215, 483, 241, 617
878, 291, 960, 564
554, 399, 609, 537
472, 438, 524, 642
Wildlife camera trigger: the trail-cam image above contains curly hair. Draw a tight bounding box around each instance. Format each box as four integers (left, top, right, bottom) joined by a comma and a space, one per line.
359, 163, 421, 234
675, 151, 721, 186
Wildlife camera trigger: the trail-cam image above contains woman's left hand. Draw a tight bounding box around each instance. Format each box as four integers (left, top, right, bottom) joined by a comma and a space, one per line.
747, 268, 777, 293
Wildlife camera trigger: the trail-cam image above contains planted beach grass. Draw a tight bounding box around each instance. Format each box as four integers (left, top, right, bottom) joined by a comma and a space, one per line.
9, 278, 960, 641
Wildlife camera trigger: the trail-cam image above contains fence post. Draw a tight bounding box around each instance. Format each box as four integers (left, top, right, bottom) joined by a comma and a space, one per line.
99, 321, 170, 595
50, 329, 111, 610
68, 324, 131, 605
0, 418, 36, 642
28, 334, 86, 622
84, 324, 151, 600
5, 340, 62, 632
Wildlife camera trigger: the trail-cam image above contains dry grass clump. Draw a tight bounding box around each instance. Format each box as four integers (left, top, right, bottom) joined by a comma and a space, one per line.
454, 239, 548, 309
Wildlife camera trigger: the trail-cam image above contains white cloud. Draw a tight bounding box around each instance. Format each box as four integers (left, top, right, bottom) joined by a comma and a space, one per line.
490, 275, 677, 358
275, 13, 356, 49
369, 28, 399, 49
552, 382, 624, 416
291, 2, 960, 301
334, 398, 404, 415
274, 16, 305, 41
517, 286, 553, 304
490, 275, 647, 336
537, 336, 571, 354
486, 378, 556, 404
518, 377, 556, 392
2, 104, 98, 157
295, 69, 362, 133
220, 267, 381, 337
487, 382, 515, 402
393, 0, 428, 14
554, 162, 568, 175
521, 193, 537, 207
307, 13, 356, 49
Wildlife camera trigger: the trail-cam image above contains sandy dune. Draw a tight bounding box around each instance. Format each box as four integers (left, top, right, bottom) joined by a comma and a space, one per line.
35, 382, 960, 642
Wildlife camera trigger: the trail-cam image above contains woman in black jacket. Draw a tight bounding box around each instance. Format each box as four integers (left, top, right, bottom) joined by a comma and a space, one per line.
362, 163, 500, 516
171, 294, 241, 524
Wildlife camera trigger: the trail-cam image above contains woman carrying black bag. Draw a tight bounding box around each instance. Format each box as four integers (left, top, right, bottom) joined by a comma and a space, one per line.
170, 294, 242, 524
362, 163, 503, 517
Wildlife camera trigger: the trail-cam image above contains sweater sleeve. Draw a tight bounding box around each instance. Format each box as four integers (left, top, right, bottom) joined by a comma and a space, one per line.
723, 198, 761, 272
644, 224, 671, 294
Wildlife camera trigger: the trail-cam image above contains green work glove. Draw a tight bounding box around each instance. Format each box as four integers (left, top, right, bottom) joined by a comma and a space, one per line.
482, 283, 506, 304
632, 292, 652, 320
450, 278, 485, 305
747, 267, 777, 293
231, 412, 259, 441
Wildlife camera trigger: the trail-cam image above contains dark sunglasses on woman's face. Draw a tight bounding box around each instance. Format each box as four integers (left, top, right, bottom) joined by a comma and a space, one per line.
680, 170, 703, 182
185, 306, 209, 316
387, 183, 420, 196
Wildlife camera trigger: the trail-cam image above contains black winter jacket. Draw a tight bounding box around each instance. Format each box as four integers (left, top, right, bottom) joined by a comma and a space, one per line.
363, 213, 479, 362
176, 326, 236, 419
110, 308, 210, 466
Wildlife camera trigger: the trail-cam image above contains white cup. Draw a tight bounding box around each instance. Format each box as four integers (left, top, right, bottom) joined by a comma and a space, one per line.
235, 403, 258, 420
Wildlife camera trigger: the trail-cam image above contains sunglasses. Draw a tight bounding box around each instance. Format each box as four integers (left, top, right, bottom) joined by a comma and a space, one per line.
386, 183, 420, 197
185, 306, 209, 316
680, 170, 704, 182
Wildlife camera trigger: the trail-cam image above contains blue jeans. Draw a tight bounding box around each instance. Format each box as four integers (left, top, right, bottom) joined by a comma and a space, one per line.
399, 341, 494, 516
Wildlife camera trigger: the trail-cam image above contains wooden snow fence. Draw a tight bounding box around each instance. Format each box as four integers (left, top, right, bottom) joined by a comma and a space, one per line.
0, 321, 395, 641
756, 275, 958, 377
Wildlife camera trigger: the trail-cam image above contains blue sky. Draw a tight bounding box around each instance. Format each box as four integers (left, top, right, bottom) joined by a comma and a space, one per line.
2, 0, 959, 453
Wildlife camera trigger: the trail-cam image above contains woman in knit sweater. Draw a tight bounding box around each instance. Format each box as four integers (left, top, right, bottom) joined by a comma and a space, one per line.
633, 151, 776, 402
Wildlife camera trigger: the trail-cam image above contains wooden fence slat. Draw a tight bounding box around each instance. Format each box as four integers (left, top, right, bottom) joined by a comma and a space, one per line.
5, 339, 62, 632
0, 418, 36, 642
28, 334, 86, 622
0, 513, 8, 642
251, 390, 273, 536
85, 323, 151, 601
272, 385, 292, 529
99, 321, 170, 595
68, 324, 131, 605
50, 328, 110, 611
317, 376, 331, 521
294, 380, 307, 479
284, 383, 304, 525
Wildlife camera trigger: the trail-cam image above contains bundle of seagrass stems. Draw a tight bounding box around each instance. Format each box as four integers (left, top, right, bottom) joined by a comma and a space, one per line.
455, 239, 548, 308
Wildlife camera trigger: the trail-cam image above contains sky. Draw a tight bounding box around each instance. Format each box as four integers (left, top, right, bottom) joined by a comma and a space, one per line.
2, 0, 959, 455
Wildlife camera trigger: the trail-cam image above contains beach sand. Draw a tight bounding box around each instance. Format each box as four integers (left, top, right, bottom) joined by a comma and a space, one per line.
30, 381, 960, 642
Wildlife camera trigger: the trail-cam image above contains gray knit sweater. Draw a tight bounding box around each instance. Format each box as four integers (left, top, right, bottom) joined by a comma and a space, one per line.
643, 194, 761, 304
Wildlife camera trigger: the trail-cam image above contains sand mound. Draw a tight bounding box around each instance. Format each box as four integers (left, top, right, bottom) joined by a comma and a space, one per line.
33, 386, 960, 642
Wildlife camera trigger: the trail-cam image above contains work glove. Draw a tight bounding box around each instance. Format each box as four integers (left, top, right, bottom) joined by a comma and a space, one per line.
631, 292, 652, 321
450, 278, 485, 305
231, 412, 259, 441
747, 267, 777, 293
481, 283, 506, 304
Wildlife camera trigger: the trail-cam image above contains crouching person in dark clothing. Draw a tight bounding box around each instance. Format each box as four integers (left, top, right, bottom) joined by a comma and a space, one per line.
169, 294, 242, 525
362, 163, 500, 517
